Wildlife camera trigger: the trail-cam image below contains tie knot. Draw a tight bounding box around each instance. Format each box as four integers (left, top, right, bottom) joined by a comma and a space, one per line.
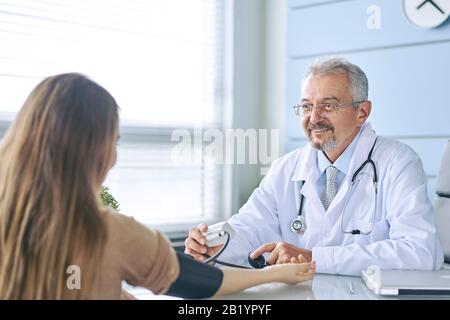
326, 165, 338, 181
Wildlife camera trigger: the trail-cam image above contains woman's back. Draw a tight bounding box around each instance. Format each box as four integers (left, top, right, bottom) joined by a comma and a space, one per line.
93, 211, 179, 299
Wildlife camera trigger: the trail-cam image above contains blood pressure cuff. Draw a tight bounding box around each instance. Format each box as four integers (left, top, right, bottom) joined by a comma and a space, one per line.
165, 252, 223, 299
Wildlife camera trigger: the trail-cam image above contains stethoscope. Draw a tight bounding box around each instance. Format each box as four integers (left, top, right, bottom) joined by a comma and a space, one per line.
290, 138, 378, 235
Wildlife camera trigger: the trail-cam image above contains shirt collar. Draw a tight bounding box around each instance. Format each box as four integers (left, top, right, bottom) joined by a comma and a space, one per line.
317, 124, 364, 176
291, 122, 374, 182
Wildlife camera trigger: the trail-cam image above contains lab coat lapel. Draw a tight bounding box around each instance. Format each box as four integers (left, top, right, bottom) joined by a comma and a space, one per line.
327, 122, 377, 212
347, 122, 377, 184
291, 143, 325, 215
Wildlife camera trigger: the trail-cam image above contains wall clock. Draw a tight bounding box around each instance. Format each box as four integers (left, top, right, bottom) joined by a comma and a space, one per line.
403, 0, 450, 28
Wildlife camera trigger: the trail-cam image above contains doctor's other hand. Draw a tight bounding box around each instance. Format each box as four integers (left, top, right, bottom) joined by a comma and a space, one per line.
265, 261, 316, 284
251, 241, 312, 265
184, 223, 223, 262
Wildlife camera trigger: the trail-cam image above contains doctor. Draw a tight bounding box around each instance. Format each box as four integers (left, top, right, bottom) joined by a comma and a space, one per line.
184, 57, 444, 275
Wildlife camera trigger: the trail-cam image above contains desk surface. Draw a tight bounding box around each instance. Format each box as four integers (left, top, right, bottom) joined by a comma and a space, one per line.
125, 272, 450, 300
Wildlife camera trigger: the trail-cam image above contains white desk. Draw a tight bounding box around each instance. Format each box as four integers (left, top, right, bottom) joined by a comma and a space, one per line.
212, 274, 370, 300
125, 272, 450, 300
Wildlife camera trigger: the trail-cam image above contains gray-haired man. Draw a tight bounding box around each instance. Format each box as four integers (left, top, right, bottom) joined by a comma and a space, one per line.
184, 57, 443, 275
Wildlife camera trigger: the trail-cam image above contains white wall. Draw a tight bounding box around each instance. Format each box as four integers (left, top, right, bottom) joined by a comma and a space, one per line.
231, 0, 287, 213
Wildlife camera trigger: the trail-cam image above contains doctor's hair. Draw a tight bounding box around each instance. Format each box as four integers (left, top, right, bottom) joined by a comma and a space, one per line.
0, 73, 119, 299
304, 56, 369, 103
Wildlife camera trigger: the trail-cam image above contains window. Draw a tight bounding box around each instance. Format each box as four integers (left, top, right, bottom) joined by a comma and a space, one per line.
0, 0, 232, 232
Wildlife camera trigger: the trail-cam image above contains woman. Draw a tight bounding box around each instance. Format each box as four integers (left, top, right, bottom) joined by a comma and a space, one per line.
0, 73, 315, 299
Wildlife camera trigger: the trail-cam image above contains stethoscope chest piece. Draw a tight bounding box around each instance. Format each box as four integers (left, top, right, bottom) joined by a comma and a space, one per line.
290, 215, 307, 234
292, 180, 307, 234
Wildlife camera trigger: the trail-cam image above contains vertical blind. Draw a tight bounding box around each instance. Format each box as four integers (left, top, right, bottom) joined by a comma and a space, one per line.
0, 0, 228, 229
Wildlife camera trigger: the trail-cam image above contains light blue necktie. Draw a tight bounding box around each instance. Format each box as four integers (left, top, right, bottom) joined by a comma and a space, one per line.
321, 165, 339, 210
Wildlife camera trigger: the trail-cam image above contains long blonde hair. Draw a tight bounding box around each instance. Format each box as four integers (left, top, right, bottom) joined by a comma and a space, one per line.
0, 73, 119, 299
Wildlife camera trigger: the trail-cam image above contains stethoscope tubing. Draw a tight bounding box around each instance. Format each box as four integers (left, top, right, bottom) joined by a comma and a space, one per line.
293, 138, 378, 235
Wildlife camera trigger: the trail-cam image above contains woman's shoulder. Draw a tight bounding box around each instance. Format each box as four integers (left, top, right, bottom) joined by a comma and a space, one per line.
104, 209, 144, 228
103, 209, 163, 244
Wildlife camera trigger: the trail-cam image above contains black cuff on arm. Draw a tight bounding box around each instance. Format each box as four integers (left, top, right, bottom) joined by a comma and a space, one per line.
165, 252, 224, 299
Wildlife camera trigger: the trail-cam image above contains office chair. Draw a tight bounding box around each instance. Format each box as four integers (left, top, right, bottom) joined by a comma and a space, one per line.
434, 140, 450, 263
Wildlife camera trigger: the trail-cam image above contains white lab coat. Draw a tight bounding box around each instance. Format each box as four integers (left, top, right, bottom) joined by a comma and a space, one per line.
220, 122, 444, 275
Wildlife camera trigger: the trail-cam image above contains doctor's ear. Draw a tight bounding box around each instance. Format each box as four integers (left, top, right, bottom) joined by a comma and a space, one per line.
356, 101, 372, 127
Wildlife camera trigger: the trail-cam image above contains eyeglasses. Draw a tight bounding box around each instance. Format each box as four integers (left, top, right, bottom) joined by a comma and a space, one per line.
292, 101, 365, 116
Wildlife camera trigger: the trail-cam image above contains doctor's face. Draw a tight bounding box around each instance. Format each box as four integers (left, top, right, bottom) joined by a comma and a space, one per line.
300, 72, 370, 159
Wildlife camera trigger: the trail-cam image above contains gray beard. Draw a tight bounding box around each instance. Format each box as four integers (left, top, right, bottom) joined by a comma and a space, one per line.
320, 138, 337, 153
309, 136, 337, 153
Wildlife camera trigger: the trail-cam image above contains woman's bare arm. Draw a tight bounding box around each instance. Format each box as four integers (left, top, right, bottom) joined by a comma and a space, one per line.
213, 262, 315, 296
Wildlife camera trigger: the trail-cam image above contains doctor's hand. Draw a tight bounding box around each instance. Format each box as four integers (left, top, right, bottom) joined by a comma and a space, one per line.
250, 242, 312, 265
184, 223, 223, 262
